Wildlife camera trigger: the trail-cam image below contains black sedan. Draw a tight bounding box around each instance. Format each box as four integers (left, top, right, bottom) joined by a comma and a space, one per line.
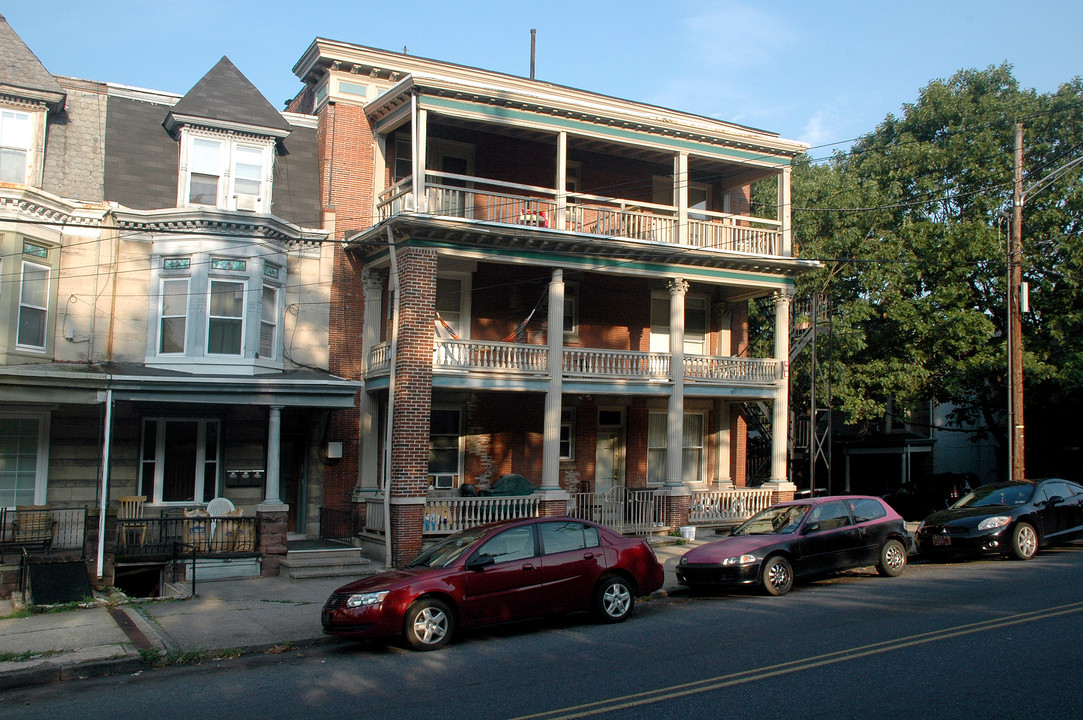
676, 496, 911, 596
915, 479, 1083, 560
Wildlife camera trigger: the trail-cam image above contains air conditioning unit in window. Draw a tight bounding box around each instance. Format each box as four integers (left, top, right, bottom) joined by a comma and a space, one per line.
235, 195, 259, 212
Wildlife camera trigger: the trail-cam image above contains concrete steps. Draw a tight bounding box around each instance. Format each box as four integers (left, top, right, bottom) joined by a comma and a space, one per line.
278, 547, 380, 579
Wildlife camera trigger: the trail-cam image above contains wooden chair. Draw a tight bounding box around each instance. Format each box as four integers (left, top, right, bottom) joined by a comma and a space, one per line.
117, 496, 148, 548
12, 505, 57, 552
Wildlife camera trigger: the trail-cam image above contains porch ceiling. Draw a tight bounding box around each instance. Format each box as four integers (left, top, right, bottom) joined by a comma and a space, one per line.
345, 214, 817, 279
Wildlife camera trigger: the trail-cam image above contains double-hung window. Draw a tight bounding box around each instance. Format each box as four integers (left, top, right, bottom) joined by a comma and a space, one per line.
17, 260, 50, 350
647, 411, 705, 485
0, 110, 31, 184
429, 408, 462, 489
139, 418, 220, 504
0, 414, 49, 508
231, 145, 264, 210
159, 278, 189, 354
650, 293, 707, 355
259, 284, 278, 359
207, 279, 245, 356
188, 137, 223, 206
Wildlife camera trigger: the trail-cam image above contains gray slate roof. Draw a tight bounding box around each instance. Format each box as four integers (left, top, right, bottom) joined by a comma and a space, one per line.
0, 13, 65, 109
165, 56, 291, 137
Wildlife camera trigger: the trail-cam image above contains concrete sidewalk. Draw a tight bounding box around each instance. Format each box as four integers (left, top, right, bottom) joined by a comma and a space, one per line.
0, 537, 704, 690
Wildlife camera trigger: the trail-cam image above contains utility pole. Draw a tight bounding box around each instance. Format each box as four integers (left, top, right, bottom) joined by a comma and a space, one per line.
1009, 123, 1026, 482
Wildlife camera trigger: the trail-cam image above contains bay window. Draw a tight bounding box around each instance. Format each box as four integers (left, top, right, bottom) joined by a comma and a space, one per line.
158, 278, 189, 354
17, 260, 50, 350
207, 279, 245, 355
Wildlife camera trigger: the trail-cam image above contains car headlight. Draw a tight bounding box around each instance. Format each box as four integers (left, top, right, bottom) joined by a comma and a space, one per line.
679, 557, 687, 565
345, 590, 389, 608
978, 516, 1011, 532
721, 554, 757, 566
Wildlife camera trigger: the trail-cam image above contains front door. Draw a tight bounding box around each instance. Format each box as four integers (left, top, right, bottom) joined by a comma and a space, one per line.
281, 435, 307, 534
595, 431, 622, 494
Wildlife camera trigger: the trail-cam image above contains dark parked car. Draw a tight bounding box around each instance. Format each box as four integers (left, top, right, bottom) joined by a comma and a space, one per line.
914, 479, 1083, 560
882, 472, 976, 520
676, 496, 910, 596
322, 516, 664, 650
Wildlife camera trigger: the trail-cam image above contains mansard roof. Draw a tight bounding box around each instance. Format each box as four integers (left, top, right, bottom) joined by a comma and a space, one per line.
0, 13, 65, 110
164, 56, 291, 138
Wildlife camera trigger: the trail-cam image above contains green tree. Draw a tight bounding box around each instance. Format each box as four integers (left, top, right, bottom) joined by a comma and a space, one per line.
789, 65, 1083, 474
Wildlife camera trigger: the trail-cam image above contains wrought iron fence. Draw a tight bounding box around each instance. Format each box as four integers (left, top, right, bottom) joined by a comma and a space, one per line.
116, 517, 258, 556
0, 506, 87, 556
319, 507, 359, 543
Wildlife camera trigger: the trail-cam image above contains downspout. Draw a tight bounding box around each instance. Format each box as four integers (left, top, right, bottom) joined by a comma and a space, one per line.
382, 226, 401, 568
95, 385, 114, 579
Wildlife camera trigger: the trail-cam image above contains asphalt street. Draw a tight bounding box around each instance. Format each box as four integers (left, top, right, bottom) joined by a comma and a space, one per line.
3, 545, 1082, 720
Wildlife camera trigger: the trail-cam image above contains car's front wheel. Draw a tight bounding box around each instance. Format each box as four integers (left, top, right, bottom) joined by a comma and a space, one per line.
876, 538, 908, 577
1008, 522, 1038, 561
404, 598, 454, 651
593, 575, 634, 622
760, 555, 793, 596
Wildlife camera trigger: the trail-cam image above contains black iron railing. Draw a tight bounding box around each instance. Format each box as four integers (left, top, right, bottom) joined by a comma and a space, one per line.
116, 517, 259, 557
319, 507, 358, 542
1, 506, 88, 556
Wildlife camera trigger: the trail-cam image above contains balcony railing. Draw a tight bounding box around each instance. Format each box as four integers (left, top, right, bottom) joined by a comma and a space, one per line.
370, 341, 780, 386
0, 506, 86, 554
377, 172, 783, 256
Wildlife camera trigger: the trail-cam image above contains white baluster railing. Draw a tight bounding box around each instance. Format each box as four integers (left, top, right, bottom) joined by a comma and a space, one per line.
688, 488, 775, 526
424, 496, 541, 535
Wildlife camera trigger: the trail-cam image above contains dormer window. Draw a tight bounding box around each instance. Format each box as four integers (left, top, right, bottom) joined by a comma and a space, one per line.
0, 109, 32, 184
180, 130, 272, 212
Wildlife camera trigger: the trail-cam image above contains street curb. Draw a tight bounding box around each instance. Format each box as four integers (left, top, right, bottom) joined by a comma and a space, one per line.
0, 656, 147, 692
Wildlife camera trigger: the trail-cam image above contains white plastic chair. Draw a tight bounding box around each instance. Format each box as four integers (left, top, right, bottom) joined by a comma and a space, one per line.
206, 497, 235, 517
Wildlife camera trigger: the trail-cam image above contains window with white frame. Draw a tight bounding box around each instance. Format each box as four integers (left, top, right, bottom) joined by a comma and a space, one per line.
0, 109, 32, 184
0, 414, 49, 508
563, 282, 579, 337
158, 278, 189, 354
429, 407, 462, 489
139, 418, 220, 504
647, 411, 705, 485
393, 134, 412, 183
17, 260, 50, 350
207, 279, 246, 356
650, 293, 707, 355
559, 408, 575, 460
182, 132, 271, 212
260, 284, 278, 359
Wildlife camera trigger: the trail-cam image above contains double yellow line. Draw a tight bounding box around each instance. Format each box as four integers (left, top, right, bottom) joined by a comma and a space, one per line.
512, 600, 1083, 720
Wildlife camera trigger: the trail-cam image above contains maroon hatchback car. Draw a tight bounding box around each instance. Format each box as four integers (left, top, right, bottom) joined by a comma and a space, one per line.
677, 496, 911, 596
322, 516, 664, 650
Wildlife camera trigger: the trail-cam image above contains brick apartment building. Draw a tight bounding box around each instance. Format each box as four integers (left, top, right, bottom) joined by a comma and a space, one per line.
287, 39, 813, 565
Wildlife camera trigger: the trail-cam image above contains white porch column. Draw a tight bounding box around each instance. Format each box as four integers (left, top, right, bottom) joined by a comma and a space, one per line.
412, 96, 428, 213
779, 166, 792, 256
358, 269, 384, 492
540, 268, 565, 491
716, 398, 732, 488
666, 278, 688, 486
555, 131, 568, 230
262, 404, 285, 507
770, 290, 793, 483
675, 152, 689, 245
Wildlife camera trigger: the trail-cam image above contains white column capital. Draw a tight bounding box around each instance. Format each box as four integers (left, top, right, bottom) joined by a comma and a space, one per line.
667, 277, 689, 296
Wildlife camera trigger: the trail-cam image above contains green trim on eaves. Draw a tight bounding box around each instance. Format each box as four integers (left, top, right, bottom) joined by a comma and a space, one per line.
367, 240, 797, 289
417, 95, 792, 167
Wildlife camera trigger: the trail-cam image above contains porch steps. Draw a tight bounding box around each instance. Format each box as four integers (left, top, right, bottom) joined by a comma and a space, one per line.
278, 547, 378, 579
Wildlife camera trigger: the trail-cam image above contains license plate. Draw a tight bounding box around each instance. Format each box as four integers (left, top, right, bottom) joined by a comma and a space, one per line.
932, 535, 951, 547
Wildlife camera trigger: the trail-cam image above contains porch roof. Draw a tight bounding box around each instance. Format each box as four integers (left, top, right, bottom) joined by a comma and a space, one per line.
344, 214, 817, 281
0, 362, 361, 407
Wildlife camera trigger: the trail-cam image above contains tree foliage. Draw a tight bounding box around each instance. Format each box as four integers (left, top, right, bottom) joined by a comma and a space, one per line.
789, 64, 1083, 458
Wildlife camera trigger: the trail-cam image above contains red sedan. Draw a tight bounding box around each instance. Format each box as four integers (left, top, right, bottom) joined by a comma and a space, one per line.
322, 516, 665, 650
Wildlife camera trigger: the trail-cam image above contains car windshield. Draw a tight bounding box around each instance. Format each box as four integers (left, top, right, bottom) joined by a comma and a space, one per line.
733, 505, 810, 535
954, 484, 1034, 508
407, 526, 489, 569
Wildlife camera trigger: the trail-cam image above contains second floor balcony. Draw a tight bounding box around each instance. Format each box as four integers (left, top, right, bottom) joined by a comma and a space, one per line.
368, 339, 781, 389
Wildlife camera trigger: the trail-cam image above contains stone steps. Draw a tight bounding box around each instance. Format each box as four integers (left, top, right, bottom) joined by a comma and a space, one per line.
278, 547, 379, 579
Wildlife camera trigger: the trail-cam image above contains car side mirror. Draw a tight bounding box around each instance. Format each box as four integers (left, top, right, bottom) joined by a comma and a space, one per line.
466, 553, 495, 571
1049, 495, 1065, 506
802, 523, 820, 535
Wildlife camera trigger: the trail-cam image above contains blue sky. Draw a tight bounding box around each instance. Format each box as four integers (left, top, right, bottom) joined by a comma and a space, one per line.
7, 1, 1082, 156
